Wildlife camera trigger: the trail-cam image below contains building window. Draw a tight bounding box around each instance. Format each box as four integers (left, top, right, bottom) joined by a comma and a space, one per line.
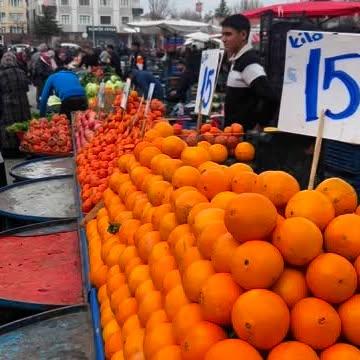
79, 14, 91, 24
60, 14, 70, 24
79, 0, 90, 6
9, 13, 22, 22
0, 12, 5, 21
0, 0, 4, 6
9, 0, 22, 6
99, 0, 111, 6
122, 17, 129, 24
120, 0, 128, 6
60, 0, 69, 5
100, 15, 111, 24
10, 25, 22, 33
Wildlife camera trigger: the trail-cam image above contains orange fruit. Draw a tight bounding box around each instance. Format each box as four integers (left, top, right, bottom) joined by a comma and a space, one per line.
134, 141, 152, 160
105, 244, 126, 267
225, 193, 278, 242
355, 255, 360, 286
101, 305, 115, 328
164, 284, 190, 320
111, 350, 124, 360
232, 289, 290, 350
231, 240, 284, 289
150, 255, 177, 290
162, 135, 187, 159
125, 258, 144, 278
211, 232, 239, 273
116, 297, 138, 326
161, 159, 183, 182
272, 268, 309, 308
143, 322, 176, 359
208, 144, 228, 163
268, 341, 319, 360
110, 284, 131, 312
105, 331, 123, 359
162, 269, 182, 295
205, 339, 262, 360
306, 253, 357, 304
199, 273, 242, 325
231, 122, 244, 134
139, 146, 161, 168
152, 345, 182, 360
153, 121, 174, 137
147, 180, 172, 207
148, 241, 171, 265
198, 160, 220, 173
172, 166, 201, 189
192, 208, 225, 237
134, 223, 153, 248
291, 297, 341, 350
146, 309, 169, 332
181, 321, 226, 360
175, 190, 208, 224
122, 314, 141, 342
181, 146, 211, 168
173, 303, 204, 344
159, 212, 178, 242
197, 167, 231, 200
324, 214, 360, 261
150, 153, 170, 175
254, 171, 300, 208
137, 290, 163, 326
320, 343, 360, 360
170, 186, 197, 209
285, 190, 335, 230
273, 217, 323, 266
127, 265, 150, 295
179, 246, 204, 274
123, 328, 145, 359
226, 162, 253, 180
167, 224, 192, 251
135, 279, 154, 304
91, 263, 108, 288
103, 318, 121, 342
138, 231, 161, 263
119, 246, 138, 272
107, 272, 126, 296
187, 202, 212, 229
98, 284, 109, 304
316, 177, 358, 216
152, 204, 172, 230
182, 260, 215, 302
210, 191, 238, 210
197, 222, 228, 259
234, 142, 255, 162
118, 219, 141, 245
338, 294, 360, 346
174, 232, 196, 265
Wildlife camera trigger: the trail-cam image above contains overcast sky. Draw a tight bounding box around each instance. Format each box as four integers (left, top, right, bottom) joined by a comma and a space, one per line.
141, 0, 289, 14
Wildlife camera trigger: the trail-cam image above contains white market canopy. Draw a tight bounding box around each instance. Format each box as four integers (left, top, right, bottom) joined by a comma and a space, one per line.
128, 19, 221, 35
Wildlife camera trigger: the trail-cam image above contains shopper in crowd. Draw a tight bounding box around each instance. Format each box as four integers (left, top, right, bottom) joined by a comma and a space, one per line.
99, 49, 111, 66
221, 14, 278, 130
130, 41, 146, 70
33, 48, 57, 107
167, 60, 194, 104
0, 52, 30, 154
80, 46, 99, 68
129, 69, 164, 101
39, 68, 87, 120
106, 44, 122, 76
55, 48, 71, 67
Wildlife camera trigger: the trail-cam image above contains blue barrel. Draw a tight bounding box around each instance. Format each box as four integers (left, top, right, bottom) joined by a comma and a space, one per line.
0, 175, 77, 224
0, 305, 94, 359
10, 156, 74, 181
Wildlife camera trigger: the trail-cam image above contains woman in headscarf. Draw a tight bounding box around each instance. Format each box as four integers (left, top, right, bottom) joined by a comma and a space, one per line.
0, 52, 30, 154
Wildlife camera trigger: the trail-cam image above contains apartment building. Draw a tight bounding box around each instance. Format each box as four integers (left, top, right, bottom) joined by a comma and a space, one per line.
28, 0, 142, 34
0, 0, 27, 34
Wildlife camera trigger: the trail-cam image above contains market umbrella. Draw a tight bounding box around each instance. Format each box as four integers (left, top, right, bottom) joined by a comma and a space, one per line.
243, 1, 360, 18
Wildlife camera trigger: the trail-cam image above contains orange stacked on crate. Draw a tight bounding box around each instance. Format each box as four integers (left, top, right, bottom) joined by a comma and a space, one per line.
76, 92, 166, 213
85, 123, 360, 360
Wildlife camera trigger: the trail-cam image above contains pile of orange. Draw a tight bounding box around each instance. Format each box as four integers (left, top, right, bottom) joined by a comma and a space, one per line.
85, 124, 360, 360
76, 92, 166, 213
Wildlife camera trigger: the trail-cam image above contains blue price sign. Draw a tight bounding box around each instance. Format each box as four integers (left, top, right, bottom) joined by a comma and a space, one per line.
279, 31, 360, 145
195, 50, 222, 116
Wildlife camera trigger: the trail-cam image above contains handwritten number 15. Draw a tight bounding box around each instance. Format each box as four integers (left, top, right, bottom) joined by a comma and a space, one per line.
200, 67, 215, 109
305, 48, 360, 121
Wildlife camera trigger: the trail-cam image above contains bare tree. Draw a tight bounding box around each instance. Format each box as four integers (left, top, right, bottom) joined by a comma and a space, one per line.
148, 0, 171, 20
177, 9, 202, 21
233, 0, 262, 13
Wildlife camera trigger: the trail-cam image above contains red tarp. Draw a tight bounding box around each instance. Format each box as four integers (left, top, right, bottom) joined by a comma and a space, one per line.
243, 1, 360, 19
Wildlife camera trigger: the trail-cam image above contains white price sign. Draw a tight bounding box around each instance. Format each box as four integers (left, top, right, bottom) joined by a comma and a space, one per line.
120, 78, 132, 110
145, 83, 155, 116
195, 49, 223, 116
278, 31, 360, 144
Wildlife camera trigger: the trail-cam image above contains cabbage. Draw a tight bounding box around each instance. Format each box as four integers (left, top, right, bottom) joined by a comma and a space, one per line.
114, 80, 124, 90
111, 75, 120, 83
85, 83, 99, 98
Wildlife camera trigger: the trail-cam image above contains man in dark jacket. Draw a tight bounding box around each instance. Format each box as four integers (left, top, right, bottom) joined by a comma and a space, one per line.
222, 14, 278, 130
106, 44, 122, 76
130, 69, 164, 100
